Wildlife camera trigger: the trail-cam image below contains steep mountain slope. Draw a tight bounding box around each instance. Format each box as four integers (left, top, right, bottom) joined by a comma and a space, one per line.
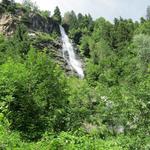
0, 6, 75, 74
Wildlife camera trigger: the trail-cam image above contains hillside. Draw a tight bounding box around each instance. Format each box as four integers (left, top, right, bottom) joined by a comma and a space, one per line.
0, 0, 150, 150
0, 3, 77, 75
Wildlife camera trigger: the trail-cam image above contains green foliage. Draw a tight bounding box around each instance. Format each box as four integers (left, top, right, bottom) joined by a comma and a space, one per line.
23, 0, 38, 13
37, 32, 57, 41
92, 17, 113, 45
112, 18, 137, 50
0, 0, 16, 14
79, 36, 90, 57
62, 11, 93, 44
0, 34, 7, 64
136, 20, 150, 35
63, 11, 78, 30
0, 4, 6, 14
52, 6, 62, 24
0, 48, 68, 140
40, 10, 51, 18
0, 23, 30, 62
0, 1, 150, 149
0, 24, 29, 58
133, 34, 150, 72
45, 132, 123, 150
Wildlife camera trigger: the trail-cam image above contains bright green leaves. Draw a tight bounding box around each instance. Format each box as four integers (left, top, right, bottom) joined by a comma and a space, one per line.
0, 48, 68, 140
52, 6, 62, 24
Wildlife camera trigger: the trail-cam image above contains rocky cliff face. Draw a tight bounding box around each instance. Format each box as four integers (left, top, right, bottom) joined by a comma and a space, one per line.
32, 35, 74, 75
0, 13, 17, 35
0, 10, 60, 35
26, 13, 59, 34
0, 9, 75, 76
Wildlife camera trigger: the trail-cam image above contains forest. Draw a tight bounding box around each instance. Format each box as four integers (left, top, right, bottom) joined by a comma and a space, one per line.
0, 0, 150, 149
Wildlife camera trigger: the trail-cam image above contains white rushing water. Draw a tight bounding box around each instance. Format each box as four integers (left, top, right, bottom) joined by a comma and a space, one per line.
59, 25, 84, 79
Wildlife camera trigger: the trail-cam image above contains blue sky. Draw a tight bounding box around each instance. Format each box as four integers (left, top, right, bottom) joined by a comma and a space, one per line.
15, 0, 150, 21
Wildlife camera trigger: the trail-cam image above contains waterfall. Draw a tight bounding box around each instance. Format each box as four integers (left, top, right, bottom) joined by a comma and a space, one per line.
59, 25, 84, 79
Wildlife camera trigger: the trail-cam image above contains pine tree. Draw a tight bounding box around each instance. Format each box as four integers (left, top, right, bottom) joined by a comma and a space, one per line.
52, 6, 61, 24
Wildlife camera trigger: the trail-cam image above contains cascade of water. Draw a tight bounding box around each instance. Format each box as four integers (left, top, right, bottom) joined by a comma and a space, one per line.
59, 25, 84, 79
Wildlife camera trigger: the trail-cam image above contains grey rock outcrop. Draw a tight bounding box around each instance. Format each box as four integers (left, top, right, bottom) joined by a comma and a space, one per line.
25, 13, 60, 34
0, 10, 60, 35
0, 13, 17, 35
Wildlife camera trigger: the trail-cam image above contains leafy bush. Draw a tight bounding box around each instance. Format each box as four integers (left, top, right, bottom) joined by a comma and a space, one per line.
0, 48, 68, 140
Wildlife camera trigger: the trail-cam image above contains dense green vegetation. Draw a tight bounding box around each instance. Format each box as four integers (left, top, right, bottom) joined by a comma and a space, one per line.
0, 0, 150, 149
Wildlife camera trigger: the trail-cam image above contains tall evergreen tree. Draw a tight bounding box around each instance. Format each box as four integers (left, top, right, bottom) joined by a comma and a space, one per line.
1, 0, 15, 12
52, 6, 61, 24
2, 0, 12, 6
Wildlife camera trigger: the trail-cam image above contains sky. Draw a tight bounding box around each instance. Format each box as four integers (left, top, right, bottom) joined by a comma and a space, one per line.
15, 0, 150, 22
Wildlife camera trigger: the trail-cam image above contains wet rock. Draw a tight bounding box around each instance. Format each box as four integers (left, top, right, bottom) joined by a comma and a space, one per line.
26, 13, 60, 34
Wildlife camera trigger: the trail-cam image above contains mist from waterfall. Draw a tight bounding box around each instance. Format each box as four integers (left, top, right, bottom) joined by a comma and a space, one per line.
59, 25, 84, 79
